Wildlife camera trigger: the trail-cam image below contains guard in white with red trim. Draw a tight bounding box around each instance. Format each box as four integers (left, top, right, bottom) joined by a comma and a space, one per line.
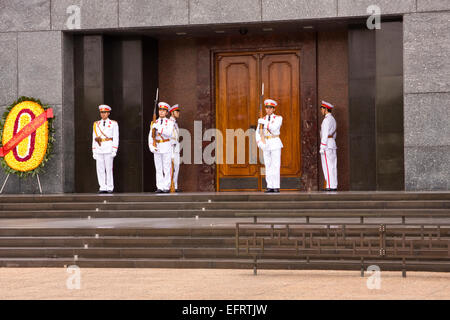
320, 101, 337, 191
92, 104, 119, 193
169, 104, 181, 192
256, 99, 283, 193
148, 102, 175, 193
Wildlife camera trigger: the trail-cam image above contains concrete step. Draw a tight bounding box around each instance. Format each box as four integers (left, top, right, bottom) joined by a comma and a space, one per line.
1, 192, 450, 203
1, 200, 450, 211
0, 227, 236, 237
1, 208, 449, 219
1, 247, 447, 260
0, 236, 237, 248
0, 257, 448, 272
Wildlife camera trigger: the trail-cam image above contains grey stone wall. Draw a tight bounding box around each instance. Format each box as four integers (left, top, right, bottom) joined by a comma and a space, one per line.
0, 0, 449, 192
404, 11, 450, 190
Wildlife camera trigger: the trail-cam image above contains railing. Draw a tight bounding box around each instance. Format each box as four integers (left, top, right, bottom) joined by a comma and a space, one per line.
236, 218, 450, 277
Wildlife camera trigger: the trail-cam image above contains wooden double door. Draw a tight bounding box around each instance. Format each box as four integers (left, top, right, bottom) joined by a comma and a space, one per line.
216, 51, 301, 191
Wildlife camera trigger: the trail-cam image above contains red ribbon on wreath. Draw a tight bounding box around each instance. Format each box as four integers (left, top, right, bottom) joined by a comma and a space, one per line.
0, 108, 53, 157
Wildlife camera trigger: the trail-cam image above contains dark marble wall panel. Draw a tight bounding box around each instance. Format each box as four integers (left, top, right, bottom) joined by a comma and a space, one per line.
74, 35, 104, 193
348, 27, 377, 191
158, 38, 197, 192
142, 38, 159, 192
348, 23, 404, 191
376, 22, 404, 190
318, 31, 350, 191
62, 33, 75, 192
103, 37, 143, 192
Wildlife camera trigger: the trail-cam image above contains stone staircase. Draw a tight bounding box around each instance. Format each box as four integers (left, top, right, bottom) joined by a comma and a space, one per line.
0, 192, 449, 269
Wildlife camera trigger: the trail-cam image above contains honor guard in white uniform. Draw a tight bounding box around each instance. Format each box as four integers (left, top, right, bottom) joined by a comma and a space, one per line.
256, 99, 283, 193
92, 104, 119, 193
320, 101, 338, 191
149, 102, 175, 193
169, 104, 181, 192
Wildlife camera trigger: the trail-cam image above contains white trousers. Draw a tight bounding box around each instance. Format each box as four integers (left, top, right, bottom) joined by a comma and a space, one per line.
321, 149, 338, 189
263, 148, 281, 189
96, 153, 114, 191
154, 152, 172, 191
172, 152, 180, 189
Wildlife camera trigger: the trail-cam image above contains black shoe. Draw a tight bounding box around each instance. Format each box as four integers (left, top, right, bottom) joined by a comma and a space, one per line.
107, 191, 114, 194
273, 189, 280, 193
98, 190, 107, 194
162, 190, 170, 193
175, 189, 182, 193
264, 189, 274, 193
155, 189, 163, 193
329, 188, 338, 192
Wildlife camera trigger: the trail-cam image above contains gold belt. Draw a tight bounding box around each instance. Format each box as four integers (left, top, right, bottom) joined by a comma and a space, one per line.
265, 135, 280, 139
156, 139, 170, 143
100, 138, 113, 142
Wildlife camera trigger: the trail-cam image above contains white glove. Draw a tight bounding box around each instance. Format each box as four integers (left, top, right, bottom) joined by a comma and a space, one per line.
111, 152, 117, 158
258, 118, 268, 126
319, 149, 324, 155
93, 154, 97, 160
150, 145, 157, 153
258, 141, 266, 150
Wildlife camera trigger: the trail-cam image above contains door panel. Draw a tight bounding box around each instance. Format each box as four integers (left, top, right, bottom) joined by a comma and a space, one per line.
217, 54, 258, 178
216, 51, 301, 191
261, 53, 301, 176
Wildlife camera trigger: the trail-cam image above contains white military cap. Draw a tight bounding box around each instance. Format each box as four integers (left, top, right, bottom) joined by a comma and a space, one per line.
169, 104, 180, 113
321, 101, 334, 110
99, 104, 111, 112
264, 99, 278, 108
158, 102, 170, 110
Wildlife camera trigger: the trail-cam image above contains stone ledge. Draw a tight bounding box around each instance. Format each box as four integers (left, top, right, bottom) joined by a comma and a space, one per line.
338, 0, 416, 17
0, 33, 17, 106
262, 0, 336, 21
119, 0, 188, 27
0, 0, 50, 32
417, 0, 450, 12
51, 0, 119, 30
18, 31, 62, 106
404, 12, 450, 94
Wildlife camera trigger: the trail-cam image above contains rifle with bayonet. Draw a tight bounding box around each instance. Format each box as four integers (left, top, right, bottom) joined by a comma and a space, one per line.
151, 88, 159, 148
259, 83, 265, 144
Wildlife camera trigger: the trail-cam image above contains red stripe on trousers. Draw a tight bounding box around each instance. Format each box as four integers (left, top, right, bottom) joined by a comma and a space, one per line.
324, 150, 330, 189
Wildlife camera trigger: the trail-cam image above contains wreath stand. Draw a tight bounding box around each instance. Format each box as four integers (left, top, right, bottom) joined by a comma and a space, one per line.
0, 173, 43, 194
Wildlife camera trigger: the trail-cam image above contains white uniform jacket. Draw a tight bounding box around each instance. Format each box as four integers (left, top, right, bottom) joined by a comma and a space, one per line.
320, 113, 337, 151
92, 119, 119, 154
255, 114, 283, 151
148, 117, 175, 154
170, 117, 180, 154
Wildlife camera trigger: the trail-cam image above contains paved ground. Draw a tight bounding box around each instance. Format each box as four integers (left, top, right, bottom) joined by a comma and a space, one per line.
0, 268, 448, 300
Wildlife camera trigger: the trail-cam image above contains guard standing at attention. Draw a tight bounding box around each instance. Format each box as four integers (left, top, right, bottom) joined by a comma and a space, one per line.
149, 102, 175, 193
319, 101, 338, 191
92, 104, 119, 194
256, 99, 283, 193
169, 104, 181, 192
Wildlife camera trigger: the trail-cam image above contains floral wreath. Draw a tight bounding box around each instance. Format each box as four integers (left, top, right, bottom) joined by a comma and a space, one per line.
0, 96, 55, 178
